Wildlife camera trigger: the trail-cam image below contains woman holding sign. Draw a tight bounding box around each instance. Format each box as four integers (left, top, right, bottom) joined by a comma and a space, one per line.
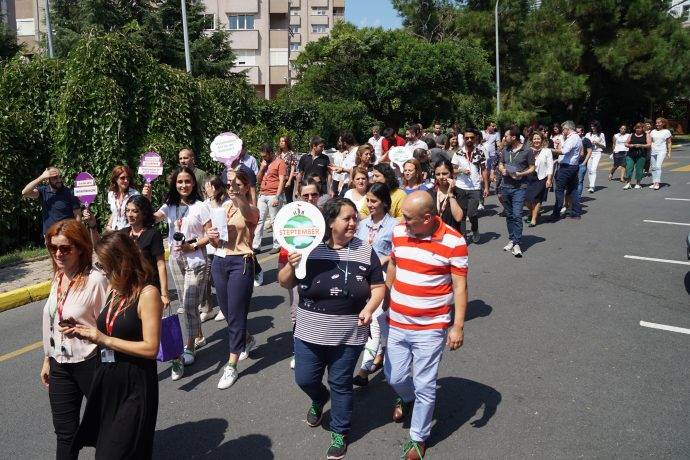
106, 166, 139, 231
152, 167, 212, 381
206, 170, 259, 389
278, 198, 385, 459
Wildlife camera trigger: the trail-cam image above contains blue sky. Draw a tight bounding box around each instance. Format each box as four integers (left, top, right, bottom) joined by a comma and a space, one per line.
344, 0, 403, 29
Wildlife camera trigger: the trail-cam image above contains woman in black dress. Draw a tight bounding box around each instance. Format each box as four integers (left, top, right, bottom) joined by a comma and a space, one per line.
68, 231, 163, 459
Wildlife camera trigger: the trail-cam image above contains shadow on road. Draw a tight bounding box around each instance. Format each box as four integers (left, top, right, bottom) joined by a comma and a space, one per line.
153, 418, 274, 459
521, 235, 546, 251
684, 272, 690, 296
251, 295, 285, 312
465, 299, 492, 322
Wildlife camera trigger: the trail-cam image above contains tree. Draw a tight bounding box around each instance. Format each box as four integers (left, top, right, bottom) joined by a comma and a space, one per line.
0, 13, 22, 64
291, 22, 494, 129
52, 0, 236, 77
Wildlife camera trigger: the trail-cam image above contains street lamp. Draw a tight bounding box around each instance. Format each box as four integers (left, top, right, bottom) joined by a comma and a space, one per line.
45, 0, 54, 58
495, 0, 500, 115
181, 0, 192, 73
287, 0, 293, 88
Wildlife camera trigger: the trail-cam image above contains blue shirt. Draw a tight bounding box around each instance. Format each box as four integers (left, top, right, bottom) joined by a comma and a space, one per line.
561, 132, 583, 166
38, 185, 80, 234
240, 153, 259, 175
355, 213, 397, 260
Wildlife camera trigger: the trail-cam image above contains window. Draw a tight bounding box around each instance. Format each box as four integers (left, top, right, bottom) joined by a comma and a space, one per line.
228, 14, 255, 30
289, 25, 300, 34
203, 14, 215, 30
235, 50, 257, 66
311, 7, 327, 16
289, 43, 299, 52
290, 8, 300, 16
270, 49, 288, 66
312, 24, 328, 34
15, 18, 35, 36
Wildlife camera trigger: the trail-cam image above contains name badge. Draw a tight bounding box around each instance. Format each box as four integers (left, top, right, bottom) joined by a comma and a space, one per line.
100, 348, 116, 363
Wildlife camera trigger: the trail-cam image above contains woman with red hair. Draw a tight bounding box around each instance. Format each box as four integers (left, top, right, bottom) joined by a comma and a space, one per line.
40, 219, 109, 460
106, 165, 139, 231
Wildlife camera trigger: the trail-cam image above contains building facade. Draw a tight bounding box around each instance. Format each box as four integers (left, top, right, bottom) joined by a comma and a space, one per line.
200, 0, 345, 99
669, 0, 690, 27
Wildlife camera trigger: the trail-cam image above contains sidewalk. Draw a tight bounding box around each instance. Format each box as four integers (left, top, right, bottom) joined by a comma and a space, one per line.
0, 257, 53, 312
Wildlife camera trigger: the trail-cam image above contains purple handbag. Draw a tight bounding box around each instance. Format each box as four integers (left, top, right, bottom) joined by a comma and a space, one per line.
157, 306, 183, 362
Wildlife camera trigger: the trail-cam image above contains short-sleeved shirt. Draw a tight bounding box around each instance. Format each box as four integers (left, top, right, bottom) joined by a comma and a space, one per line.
382, 135, 406, 153
580, 137, 593, 164
298, 153, 331, 185
389, 217, 468, 331
368, 136, 384, 157
429, 148, 450, 165
559, 133, 583, 166
481, 131, 500, 157
239, 153, 259, 175
221, 164, 257, 187
432, 133, 448, 148
120, 227, 164, 288
499, 144, 535, 188
38, 185, 80, 234
158, 200, 210, 268
107, 188, 140, 230
260, 157, 286, 196
452, 147, 485, 190
650, 129, 672, 156
294, 238, 384, 346
192, 167, 208, 198
355, 214, 397, 260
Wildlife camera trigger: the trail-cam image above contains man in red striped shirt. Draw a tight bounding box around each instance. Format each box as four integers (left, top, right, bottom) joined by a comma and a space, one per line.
384, 191, 468, 460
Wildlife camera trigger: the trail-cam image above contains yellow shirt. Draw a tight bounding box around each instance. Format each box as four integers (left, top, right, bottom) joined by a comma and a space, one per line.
360, 188, 405, 219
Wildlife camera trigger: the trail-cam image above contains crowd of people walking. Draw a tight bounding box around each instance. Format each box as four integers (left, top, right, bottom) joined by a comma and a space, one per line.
22, 116, 674, 459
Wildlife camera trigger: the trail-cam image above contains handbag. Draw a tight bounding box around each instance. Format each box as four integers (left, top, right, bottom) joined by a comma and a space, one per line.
156, 305, 183, 362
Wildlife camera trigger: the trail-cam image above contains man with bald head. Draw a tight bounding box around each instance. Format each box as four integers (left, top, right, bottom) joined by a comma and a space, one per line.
384, 191, 469, 460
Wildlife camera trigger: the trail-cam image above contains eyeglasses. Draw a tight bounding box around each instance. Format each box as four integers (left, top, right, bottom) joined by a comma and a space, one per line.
47, 244, 73, 255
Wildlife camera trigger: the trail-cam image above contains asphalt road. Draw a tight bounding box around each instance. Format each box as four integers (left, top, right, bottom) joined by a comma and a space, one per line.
1, 147, 689, 459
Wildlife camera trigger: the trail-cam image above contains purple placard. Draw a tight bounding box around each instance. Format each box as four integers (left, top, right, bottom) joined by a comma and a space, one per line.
138, 151, 163, 183
73, 172, 98, 206
210, 132, 243, 166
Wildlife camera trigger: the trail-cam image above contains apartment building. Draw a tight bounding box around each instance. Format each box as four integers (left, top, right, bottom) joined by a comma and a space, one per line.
8, 0, 43, 52
200, 0, 345, 99
669, 0, 690, 27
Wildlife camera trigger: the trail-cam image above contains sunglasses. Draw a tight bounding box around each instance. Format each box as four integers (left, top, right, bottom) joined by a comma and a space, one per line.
464, 136, 475, 140
47, 244, 73, 255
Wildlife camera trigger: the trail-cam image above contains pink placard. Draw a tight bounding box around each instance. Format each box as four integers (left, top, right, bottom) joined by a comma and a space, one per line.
138, 151, 164, 183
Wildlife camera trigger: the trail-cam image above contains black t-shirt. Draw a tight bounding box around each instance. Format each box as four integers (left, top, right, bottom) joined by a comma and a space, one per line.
38, 185, 80, 234
120, 227, 164, 288
499, 144, 535, 188
579, 137, 592, 164
298, 153, 330, 184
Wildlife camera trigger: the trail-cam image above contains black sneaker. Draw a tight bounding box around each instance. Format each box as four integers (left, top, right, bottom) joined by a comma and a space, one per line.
306, 401, 324, 427
472, 232, 480, 244
326, 432, 347, 460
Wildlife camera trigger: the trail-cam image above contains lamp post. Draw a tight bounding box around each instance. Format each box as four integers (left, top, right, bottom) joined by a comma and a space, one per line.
495, 0, 500, 115
45, 0, 54, 58
287, 0, 293, 88
181, 0, 192, 73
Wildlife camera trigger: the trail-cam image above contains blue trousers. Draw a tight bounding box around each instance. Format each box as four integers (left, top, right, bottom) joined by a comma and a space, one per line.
576, 163, 587, 198
553, 164, 581, 218
500, 185, 527, 245
293, 338, 363, 435
211, 255, 254, 355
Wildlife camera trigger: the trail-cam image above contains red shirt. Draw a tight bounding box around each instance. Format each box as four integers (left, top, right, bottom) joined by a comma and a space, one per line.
381, 135, 406, 153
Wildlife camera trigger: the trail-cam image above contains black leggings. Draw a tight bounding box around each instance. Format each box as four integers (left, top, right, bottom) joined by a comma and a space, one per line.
49, 355, 97, 460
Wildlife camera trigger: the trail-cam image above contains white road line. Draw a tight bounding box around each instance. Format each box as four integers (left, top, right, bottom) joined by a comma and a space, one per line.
624, 255, 690, 266
664, 198, 690, 202
640, 321, 690, 335
643, 219, 690, 226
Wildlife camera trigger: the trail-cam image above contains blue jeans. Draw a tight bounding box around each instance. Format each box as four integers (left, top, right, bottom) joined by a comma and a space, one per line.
385, 326, 447, 442
576, 163, 587, 198
500, 185, 527, 245
293, 338, 363, 435
553, 164, 581, 218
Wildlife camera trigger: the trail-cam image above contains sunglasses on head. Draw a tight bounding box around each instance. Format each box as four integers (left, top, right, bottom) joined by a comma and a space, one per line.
48, 244, 73, 255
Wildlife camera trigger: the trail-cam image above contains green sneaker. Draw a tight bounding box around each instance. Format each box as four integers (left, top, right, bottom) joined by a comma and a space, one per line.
306, 401, 324, 427
401, 439, 426, 460
171, 359, 184, 381
327, 432, 347, 460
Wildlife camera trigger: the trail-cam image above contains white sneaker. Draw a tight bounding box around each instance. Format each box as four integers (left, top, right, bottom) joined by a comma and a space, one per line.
194, 336, 207, 349
290, 356, 295, 370
177, 306, 184, 315
503, 241, 514, 252
512, 244, 523, 258
217, 364, 238, 389
199, 311, 214, 322
171, 359, 184, 381
214, 310, 225, 321
477, 203, 485, 211
634, 184, 641, 189
181, 347, 195, 365
239, 335, 256, 361
254, 271, 264, 287
622, 183, 631, 190
560, 206, 566, 215
588, 187, 594, 193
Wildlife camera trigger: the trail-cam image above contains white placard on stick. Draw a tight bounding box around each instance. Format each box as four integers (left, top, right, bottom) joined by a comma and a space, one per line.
388, 146, 412, 169
273, 202, 325, 279
210, 132, 243, 166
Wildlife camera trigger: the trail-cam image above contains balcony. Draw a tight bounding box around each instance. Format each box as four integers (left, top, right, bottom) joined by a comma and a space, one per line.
310, 0, 329, 7
270, 65, 288, 83
270, 29, 288, 48
290, 15, 300, 26
226, 0, 259, 14
270, 0, 288, 13
291, 33, 302, 43
291, 0, 301, 6
333, 0, 344, 7
310, 15, 329, 25
234, 65, 260, 85
229, 29, 259, 49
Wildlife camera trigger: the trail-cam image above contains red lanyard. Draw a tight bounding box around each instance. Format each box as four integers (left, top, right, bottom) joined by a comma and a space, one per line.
104, 292, 128, 336
51, 274, 76, 326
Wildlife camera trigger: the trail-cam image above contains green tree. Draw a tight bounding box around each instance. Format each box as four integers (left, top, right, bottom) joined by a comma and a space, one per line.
0, 13, 22, 64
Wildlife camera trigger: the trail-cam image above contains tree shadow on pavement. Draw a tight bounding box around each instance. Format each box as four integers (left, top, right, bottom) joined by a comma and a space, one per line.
251, 295, 285, 312
520, 235, 546, 251
153, 418, 274, 459
475, 231, 501, 245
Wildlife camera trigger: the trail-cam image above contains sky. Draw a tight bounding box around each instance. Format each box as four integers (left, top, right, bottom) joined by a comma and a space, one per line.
344, 0, 403, 30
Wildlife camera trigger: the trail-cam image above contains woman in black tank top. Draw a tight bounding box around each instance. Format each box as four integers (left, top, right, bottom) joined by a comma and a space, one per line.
623, 122, 651, 189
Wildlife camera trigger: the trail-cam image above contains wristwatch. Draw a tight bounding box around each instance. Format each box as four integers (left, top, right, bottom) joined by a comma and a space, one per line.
192, 242, 199, 251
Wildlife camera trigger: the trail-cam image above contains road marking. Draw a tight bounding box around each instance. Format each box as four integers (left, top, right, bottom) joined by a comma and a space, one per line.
0, 341, 42, 363
664, 198, 690, 202
672, 164, 690, 172
643, 219, 690, 227
640, 321, 690, 335
624, 255, 690, 266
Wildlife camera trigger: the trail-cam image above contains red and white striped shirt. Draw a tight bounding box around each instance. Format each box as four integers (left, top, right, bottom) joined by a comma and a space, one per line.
389, 217, 468, 330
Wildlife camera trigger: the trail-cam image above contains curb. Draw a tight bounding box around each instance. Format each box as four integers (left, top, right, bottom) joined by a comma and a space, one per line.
0, 248, 173, 313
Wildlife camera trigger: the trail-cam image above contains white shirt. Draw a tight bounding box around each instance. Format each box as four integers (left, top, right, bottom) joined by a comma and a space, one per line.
613, 133, 630, 153
158, 201, 210, 268
344, 189, 367, 213
650, 129, 672, 156
585, 132, 606, 155
368, 135, 384, 157
205, 198, 230, 256
405, 139, 428, 155
107, 188, 139, 230
451, 147, 484, 190
341, 146, 358, 186
481, 130, 500, 157
331, 150, 345, 183
533, 148, 554, 180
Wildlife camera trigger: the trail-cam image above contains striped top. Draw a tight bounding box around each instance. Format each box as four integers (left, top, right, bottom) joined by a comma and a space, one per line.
389, 217, 468, 330
294, 238, 384, 346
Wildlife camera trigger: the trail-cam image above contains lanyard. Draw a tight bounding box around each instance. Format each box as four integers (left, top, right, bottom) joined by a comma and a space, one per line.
115, 190, 129, 222
104, 291, 129, 337
175, 204, 189, 231
50, 274, 76, 327
335, 244, 351, 284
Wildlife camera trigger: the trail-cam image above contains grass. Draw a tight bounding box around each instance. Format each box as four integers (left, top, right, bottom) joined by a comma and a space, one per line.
0, 246, 49, 268
674, 134, 690, 145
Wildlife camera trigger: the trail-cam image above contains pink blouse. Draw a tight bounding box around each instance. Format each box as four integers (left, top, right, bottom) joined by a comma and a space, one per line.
41, 269, 109, 363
